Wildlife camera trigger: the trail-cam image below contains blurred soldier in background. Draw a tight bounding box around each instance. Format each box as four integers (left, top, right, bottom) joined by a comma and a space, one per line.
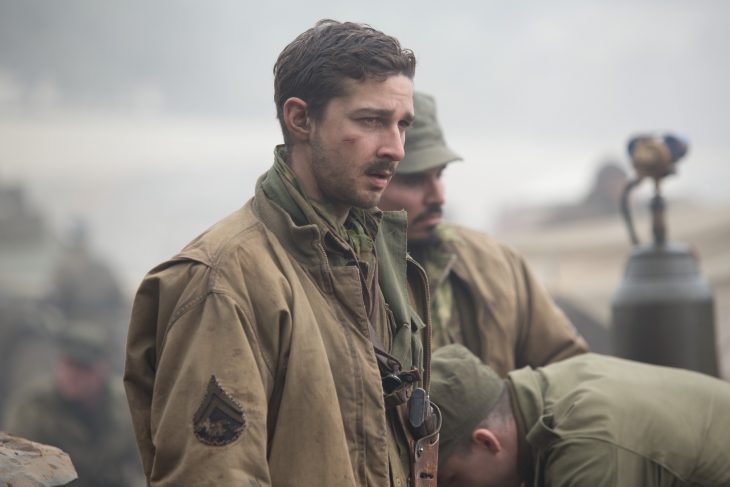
0, 180, 62, 418
379, 91, 588, 376
48, 219, 129, 371
3, 321, 143, 487
0, 214, 130, 418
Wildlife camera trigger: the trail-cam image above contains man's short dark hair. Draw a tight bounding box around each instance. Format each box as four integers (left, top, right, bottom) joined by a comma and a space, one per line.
273, 19, 416, 146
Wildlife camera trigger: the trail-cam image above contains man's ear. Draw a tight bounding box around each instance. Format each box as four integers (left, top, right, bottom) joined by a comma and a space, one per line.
472, 427, 502, 454
283, 97, 311, 142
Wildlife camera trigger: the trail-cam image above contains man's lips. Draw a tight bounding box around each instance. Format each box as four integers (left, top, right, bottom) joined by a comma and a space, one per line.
366, 169, 393, 189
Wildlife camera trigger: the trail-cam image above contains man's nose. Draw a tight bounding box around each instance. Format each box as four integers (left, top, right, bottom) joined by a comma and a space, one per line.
425, 175, 445, 206
377, 125, 406, 162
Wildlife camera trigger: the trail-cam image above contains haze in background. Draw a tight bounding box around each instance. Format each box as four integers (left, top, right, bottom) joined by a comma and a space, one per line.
1, 0, 729, 292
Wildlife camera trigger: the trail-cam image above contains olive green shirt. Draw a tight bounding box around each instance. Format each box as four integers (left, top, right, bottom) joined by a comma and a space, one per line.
509, 353, 730, 486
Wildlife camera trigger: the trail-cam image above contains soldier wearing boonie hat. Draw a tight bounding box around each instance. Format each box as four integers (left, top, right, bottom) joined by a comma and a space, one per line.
379, 92, 588, 376
430, 344, 730, 487
395, 92, 462, 174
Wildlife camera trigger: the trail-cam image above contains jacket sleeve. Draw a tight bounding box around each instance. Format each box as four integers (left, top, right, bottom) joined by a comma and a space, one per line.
511, 251, 589, 367
543, 439, 617, 487
124, 265, 275, 486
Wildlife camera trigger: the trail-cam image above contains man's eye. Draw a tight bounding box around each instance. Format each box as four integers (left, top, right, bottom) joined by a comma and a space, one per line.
361, 117, 382, 127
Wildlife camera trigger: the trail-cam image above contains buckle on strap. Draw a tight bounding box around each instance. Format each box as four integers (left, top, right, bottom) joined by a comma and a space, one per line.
382, 369, 421, 409
382, 369, 421, 395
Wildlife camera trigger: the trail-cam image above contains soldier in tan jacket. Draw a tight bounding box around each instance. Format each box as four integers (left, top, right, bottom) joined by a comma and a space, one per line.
124, 20, 434, 486
379, 92, 587, 376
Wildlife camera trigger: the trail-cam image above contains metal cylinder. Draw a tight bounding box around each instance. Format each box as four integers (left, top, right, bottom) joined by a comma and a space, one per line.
611, 242, 718, 376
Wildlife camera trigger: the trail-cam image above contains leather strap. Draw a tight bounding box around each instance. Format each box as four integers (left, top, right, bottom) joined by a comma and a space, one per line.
397, 402, 441, 486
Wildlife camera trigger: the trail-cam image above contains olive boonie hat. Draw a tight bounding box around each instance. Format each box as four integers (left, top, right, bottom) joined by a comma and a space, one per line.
429, 344, 504, 465
398, 91, 462, 174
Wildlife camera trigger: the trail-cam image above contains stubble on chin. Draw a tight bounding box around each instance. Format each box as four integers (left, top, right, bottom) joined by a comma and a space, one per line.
407, 226, 440, 248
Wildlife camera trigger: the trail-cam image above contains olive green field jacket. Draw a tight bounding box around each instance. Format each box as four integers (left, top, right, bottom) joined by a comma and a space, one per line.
124, 174, 430, 486
510, 353, 730, 486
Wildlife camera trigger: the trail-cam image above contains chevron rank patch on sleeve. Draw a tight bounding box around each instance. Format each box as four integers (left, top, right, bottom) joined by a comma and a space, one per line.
193, 375, 246, 446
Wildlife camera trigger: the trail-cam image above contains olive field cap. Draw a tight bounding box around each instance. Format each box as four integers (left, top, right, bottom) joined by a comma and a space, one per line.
56, 320, 111, 366
429, 344, 504, 465
398, 91, 462, 174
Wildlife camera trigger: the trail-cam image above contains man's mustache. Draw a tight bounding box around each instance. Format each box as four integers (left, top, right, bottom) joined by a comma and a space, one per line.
411, 205, 443, 225
365, 159, 397, 175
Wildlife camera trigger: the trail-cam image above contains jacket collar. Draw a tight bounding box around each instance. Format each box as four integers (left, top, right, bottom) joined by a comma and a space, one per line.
507, 368, 559, 487
261, 145, 383, 258
374, 210, 410, 325
253, 170, 324, 269
252, 147, 416, 329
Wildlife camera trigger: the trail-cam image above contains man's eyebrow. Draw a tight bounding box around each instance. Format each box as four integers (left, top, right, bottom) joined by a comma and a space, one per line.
351, 107, 394, 118
351, 108, 415, 123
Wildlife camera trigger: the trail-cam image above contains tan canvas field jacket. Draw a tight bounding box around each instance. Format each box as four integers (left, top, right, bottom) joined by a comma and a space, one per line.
125, 174, 430, 486
437, 224, 587, 376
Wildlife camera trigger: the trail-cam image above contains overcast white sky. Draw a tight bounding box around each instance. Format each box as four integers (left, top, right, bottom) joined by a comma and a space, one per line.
1, 0, 729, 291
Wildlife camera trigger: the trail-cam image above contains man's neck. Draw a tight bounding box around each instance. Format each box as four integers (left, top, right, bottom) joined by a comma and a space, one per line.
506, 381, 532, 485
503, 417, 525, 487
287, 145, 350, 225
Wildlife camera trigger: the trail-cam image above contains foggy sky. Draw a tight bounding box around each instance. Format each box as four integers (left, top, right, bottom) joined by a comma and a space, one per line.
1, 0, 729, 291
